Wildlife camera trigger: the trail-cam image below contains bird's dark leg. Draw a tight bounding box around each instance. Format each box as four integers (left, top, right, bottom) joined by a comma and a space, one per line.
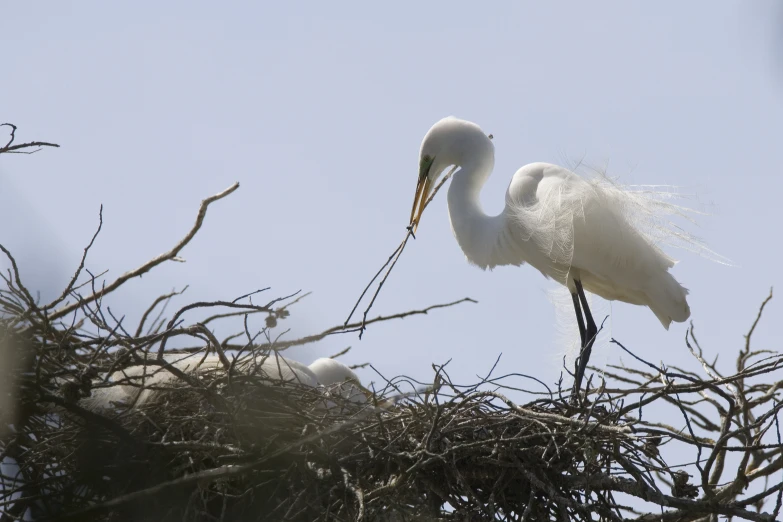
575, 280, 597, 342
571, 292, 586, 347
571, 279, 598, 401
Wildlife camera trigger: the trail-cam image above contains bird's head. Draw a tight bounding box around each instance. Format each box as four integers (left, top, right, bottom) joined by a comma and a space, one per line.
308, 358, 372, 402
409, 116, 493, 233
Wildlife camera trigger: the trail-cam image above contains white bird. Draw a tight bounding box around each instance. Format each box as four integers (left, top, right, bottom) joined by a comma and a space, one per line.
83, 353, 367, 410
308, 357, 368, 404
409, 117, 695, 392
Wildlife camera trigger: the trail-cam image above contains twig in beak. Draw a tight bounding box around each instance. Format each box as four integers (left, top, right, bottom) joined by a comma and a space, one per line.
343, 236, 408, 330
344, 167, 458, 338
423, 166, 457, 212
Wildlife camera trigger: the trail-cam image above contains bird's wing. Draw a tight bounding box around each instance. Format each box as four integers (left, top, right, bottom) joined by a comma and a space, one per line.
505, 162, 677, 291
252, 354, 318, 387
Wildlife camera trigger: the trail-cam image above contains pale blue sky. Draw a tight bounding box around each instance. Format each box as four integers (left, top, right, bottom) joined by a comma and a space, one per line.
2, 1, 781, 395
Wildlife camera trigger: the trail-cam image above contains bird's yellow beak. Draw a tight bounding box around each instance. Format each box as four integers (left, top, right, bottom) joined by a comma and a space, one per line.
409, 172, 432, 234
347, 378, 374, 401
358, 384, 374, 401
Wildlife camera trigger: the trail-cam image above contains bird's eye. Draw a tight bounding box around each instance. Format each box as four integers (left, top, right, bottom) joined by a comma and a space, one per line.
420, 155, 434, 176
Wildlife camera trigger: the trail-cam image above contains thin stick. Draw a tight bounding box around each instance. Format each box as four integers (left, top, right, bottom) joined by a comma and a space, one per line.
46, 183, 240, 322
43, 205, 104, 311
342, 240, 405, 328
357, 231, 414, 339
0, 123, 60, 154
345, 166, 457, 337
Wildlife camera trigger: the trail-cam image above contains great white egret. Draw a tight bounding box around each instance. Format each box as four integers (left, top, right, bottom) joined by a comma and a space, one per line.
83, 353, 368, 410
409, 117, 694, 394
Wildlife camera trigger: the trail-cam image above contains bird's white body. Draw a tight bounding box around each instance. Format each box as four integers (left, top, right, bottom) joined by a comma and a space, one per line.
83, 353, 364, 410
418, 117, 691, 329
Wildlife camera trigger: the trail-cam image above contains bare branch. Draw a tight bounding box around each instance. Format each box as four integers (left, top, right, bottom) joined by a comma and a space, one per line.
47, 182, 239, 321
0, 123, 59, 154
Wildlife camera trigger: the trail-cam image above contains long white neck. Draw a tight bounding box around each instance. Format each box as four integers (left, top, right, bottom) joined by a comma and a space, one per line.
446, 153, 507, 270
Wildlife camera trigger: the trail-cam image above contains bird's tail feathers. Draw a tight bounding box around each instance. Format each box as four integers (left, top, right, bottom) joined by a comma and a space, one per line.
646, 273, 691, 329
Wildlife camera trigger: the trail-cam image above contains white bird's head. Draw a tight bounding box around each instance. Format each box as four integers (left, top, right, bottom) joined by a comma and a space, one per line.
409, 116, 494, 233
308, 357, 359, 386
307, 357, 372, 402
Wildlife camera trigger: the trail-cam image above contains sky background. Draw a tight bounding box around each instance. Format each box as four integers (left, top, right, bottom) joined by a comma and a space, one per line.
2, 1, 782, 398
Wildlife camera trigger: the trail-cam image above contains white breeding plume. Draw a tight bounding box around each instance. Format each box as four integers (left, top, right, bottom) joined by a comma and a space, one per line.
409, 117, 723, 393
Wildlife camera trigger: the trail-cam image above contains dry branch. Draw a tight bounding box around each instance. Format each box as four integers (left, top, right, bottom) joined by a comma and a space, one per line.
0, 123, 59, 154
45, 182, 240, 322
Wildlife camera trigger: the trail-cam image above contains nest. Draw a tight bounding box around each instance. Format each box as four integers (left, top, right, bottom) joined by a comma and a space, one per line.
0, 335, 655, 521
5, 310, 783, 522
1, 151, 781, 521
